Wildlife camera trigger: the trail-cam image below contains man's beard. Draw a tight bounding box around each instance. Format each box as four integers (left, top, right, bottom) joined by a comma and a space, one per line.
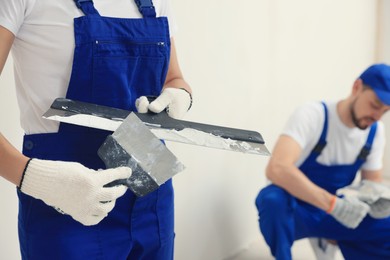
350, 98, 374, 130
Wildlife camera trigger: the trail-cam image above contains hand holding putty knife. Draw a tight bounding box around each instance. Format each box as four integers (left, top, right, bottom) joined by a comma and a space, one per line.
43, 98, 270, 196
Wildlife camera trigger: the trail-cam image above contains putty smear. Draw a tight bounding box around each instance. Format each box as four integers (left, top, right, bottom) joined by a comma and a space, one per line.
151, 128, 268, 155
47, 114, 121, 131
46, 114, 268, 155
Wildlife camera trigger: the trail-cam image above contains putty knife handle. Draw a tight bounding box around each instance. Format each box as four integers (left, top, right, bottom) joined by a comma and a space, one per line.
104, 178, 130, 188
146, 95, 157, 103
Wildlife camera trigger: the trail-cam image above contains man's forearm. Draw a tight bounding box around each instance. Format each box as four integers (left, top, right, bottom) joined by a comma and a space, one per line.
267, 162, 334, 211
0, 133, 29, 186
361, 169, 383, 182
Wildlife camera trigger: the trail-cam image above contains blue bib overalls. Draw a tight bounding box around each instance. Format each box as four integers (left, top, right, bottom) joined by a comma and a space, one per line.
256, 103, 390, 260
18, 1, 174, 259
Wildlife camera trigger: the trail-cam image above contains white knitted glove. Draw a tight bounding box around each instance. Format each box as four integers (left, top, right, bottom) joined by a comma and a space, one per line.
329, 196, 369, 229
136, 88, 192, 119
19, 159, 132, 226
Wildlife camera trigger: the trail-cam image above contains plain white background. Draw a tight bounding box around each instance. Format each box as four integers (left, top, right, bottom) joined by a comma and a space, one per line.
1, 0, 390, 259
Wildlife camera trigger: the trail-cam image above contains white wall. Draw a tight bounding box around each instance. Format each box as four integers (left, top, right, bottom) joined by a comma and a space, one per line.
0, 55, 23, 259
171, 1, 379, 259
0, 0, 380, 259
378, 0, 390, 179
377, 0, 390, 62
171, 0, 383, 259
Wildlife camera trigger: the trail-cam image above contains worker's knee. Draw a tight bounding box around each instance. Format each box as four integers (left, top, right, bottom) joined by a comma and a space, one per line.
256, 184, 292, 215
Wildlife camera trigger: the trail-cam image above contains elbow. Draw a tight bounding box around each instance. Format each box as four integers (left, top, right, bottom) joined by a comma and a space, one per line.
265, 161, 285, 184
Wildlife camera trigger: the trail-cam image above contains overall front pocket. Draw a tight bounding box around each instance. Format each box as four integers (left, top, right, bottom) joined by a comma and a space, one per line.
92, 39, 168, 110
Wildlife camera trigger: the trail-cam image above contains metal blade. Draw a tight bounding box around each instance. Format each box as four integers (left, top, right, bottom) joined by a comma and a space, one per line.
99, 113, 185, 196
149, 127, 270, 156
42, 98, 270, 156
113, 113, 185, 185
43, 108, 120, 131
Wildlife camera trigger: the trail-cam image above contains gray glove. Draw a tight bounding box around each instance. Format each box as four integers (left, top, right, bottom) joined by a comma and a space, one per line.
330, 196, 369, 229
356, 180, 390, 204
337, 180, 390, 219
358, 180, 390, 219
369, 198, 390, 219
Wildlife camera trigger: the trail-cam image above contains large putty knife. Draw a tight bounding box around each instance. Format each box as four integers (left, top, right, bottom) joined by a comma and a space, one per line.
43, 98, 270, 155
100, 113, 184, 197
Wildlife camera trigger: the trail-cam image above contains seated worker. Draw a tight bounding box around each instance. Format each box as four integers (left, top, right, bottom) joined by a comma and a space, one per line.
256, 64, 390, 260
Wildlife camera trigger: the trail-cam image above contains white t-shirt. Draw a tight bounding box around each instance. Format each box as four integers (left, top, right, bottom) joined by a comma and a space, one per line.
0, 0, 177, 134
282, 101, 385, 172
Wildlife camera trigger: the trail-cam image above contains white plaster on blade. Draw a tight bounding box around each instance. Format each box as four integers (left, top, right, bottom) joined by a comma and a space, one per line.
150, 128, 269, 155
45, 114, 122, 131
44, 114, 270, 155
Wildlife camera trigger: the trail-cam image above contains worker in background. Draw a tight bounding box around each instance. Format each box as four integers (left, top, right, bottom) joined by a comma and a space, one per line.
256, 64, 390, 260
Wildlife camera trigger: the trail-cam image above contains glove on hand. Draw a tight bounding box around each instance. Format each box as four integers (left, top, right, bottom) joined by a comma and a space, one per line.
337, 180, 390, 203
136, 88, 192, 119
329, 196, 369, 229
337, 180, 390, 219
19, 159, 132, 226
369, 198, 390, 219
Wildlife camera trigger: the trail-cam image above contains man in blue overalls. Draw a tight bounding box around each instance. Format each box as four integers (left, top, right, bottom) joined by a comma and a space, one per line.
256, 64, 390, 260
0, 0, 191, 259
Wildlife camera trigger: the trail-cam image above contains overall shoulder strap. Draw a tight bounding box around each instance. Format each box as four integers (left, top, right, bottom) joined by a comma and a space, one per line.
311, 101, 328, 154
74, 0, 100, 15
134, 0, 157, 18
357, 122, 377, 161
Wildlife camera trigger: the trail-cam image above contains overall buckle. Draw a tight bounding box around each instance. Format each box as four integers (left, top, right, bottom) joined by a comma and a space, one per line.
135, 0, 155, 12
74, 0, 93, 8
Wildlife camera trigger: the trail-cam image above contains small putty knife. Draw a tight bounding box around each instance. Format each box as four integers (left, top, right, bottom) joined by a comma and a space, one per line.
42, 98, 270, 156
100, 113, 185, 197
